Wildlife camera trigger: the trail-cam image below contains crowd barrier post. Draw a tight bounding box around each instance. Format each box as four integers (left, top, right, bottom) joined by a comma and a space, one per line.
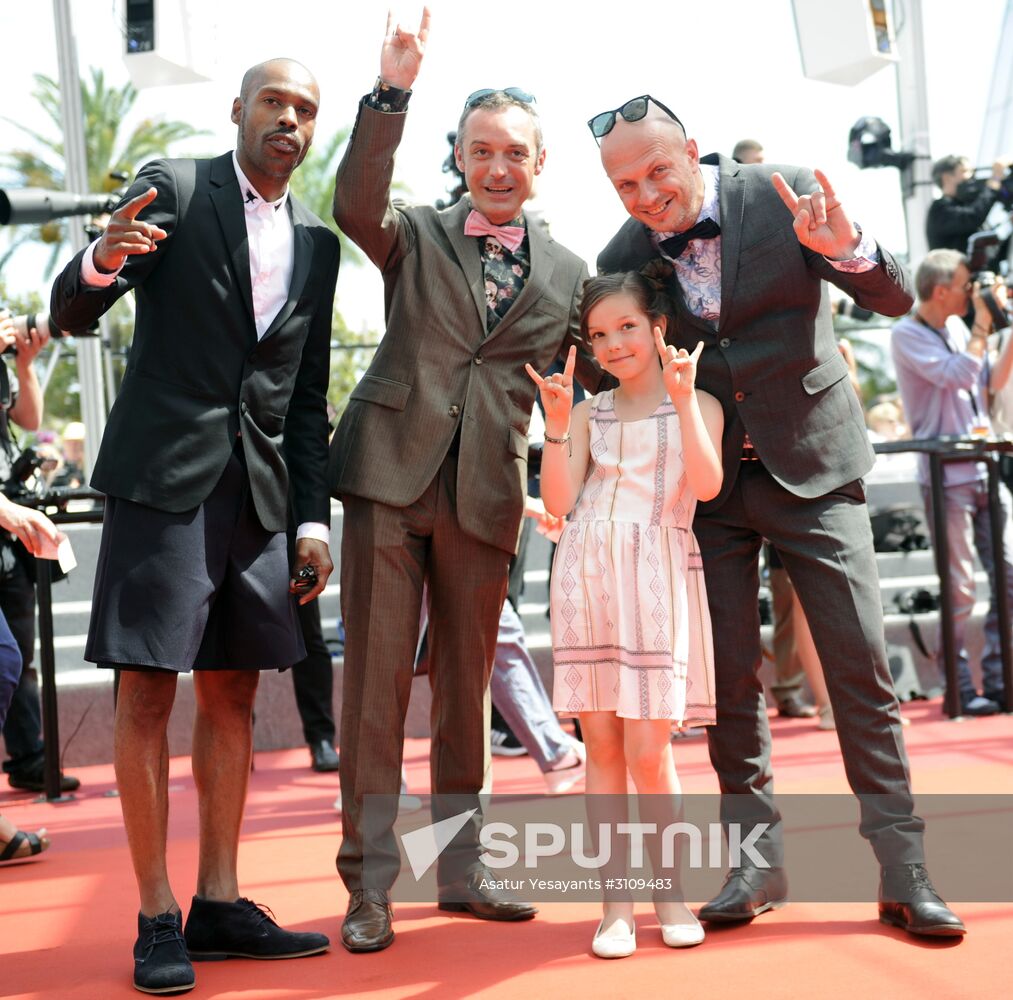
33, 492, 105, 803
874, 437, 1013, 719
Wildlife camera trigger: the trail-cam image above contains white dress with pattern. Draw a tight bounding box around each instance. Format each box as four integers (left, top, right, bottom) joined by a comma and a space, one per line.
550, 390, 717, 725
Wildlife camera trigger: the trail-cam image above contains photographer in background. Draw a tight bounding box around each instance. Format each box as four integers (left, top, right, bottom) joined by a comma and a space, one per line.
0, 310, 79, 793
891, 250, 1013, 716
926, 155, 1011, 252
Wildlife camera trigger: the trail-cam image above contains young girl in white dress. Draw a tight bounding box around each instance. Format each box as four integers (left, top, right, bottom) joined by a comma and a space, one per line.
527, 271, 723, 959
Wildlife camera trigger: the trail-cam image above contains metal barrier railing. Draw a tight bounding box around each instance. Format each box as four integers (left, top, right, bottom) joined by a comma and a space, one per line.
30, 438, 1013, 801
873, 436, 1013, 718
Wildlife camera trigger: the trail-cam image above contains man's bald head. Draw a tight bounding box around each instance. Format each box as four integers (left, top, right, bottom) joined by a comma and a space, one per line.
598, 105, 704, 235
232, 58, 320, 199
599, 103, 687, 160
240, 59, 318, 103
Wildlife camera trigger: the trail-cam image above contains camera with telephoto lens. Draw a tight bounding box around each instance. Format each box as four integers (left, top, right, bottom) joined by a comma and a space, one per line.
0, 307, 99, 353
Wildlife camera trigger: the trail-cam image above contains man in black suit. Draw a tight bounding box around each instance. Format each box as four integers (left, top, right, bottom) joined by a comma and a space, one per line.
593, 96, 964, 938
50, 59, 339, 993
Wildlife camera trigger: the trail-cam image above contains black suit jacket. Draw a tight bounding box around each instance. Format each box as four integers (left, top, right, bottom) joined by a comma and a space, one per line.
50, 153, 340, 532
599, 154, 914, 512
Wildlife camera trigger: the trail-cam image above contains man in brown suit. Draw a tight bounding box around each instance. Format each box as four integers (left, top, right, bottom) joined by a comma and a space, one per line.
329, 10, 605, 952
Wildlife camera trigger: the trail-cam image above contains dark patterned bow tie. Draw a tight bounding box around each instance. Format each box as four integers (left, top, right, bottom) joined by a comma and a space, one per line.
659, 218, 721, 259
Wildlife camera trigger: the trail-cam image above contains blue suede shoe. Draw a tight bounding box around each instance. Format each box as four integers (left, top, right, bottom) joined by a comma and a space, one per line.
133, 910, 194, 995
183, 896, 329, 961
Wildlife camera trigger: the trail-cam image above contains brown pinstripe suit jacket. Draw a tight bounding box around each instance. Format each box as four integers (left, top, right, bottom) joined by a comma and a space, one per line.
328, 101, 607, 553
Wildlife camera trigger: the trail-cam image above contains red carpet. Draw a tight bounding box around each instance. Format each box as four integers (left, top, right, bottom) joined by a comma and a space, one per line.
2, 698, 1010, 999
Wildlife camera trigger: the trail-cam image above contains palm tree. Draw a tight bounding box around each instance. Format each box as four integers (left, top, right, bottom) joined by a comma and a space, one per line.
1, 67, 208, 276
288, 127, 362, 267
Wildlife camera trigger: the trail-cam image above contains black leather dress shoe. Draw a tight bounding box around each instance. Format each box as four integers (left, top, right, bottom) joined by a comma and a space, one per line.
438, 867, 537, 921
878, 863, 966, 938
309, 740, 340, 772
341, 889, 394, 952
699, 866, 788, 922
183, 896, 329, 959
776, 693, 817, 718
8, 765, 80, 793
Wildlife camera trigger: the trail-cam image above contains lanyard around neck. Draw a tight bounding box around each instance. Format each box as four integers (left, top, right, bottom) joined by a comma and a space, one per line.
915, 313, 987, 419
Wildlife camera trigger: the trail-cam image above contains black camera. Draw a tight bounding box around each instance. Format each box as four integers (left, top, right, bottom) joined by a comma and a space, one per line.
1, 446, 52, 502
870, 504, 929, 553
977, 271, 1011, 330
893, 588, 940, 615
835, 298, 876, 323
956, 165, 1013, 211
965, 232, 1011, 330
290, 564, 318, 595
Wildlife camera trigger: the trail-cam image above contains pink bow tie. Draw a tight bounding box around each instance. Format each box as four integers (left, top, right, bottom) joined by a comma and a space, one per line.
464, 210, 526, 252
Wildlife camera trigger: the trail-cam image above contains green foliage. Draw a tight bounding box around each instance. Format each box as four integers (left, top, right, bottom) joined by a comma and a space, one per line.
2, 76, 383, 432
327, 306, 378, 418
0, 67, 209, 277
288, 128, 361, 267
834, 314, 898, 406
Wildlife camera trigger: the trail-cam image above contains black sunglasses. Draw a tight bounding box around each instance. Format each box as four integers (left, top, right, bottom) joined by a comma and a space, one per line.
464, 87, 537, 109
587, 95, 685, 142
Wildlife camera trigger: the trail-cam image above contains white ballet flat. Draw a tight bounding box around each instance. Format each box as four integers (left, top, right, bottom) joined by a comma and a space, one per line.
591, 917, 636, 959
659, 912, 705, 948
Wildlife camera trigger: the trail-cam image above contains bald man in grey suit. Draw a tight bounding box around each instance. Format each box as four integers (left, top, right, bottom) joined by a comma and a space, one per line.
593, 94, 965, 939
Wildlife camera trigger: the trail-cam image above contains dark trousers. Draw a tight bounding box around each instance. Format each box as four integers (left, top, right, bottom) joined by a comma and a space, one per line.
0, 607, 22, 730
337, 453, 511, 890
291, 590, 335, 745
696, 461, 924, 868
0, 544, 41, 776
767, 547, 807, 701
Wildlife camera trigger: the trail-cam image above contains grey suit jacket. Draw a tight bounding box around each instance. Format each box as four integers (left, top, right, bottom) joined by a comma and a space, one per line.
598, 154, 914, 512
329, 101, 607, 553
51, 154, 340, 532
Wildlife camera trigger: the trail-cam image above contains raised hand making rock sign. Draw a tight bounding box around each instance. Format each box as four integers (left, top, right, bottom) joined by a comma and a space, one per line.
655, 331, 704, 398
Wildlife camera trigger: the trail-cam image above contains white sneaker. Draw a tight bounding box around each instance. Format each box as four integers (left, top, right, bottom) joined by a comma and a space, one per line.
591, 916, 636, 959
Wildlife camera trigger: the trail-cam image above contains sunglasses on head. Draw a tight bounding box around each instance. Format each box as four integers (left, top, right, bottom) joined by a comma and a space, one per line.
464, 87, 537, 109
587, 95, 685, 142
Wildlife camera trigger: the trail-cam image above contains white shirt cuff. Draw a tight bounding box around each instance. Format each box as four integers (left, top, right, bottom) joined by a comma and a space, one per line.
296, 521, 330, 545
80, 241, 122, 287
827, 229, 879, 273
